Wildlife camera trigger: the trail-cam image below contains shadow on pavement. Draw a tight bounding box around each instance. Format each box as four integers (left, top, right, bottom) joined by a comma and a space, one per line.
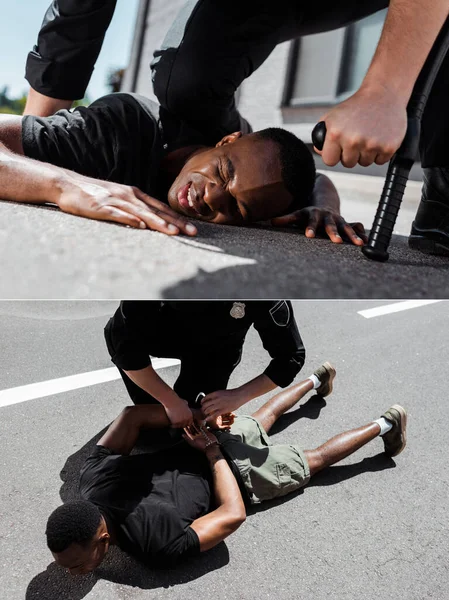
269, 394, 327, 435
26, 428, 229, 600
248, 454, 395, 516
163, 224, 449, 299
308, 453, 396, 487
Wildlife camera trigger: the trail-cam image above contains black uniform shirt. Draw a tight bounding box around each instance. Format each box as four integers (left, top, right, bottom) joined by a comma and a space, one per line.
26, 0, 118, 100
80, 443, 213, 566
105, 301, 305, 388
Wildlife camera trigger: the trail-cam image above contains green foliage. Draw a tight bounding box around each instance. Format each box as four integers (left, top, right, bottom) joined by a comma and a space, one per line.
73, 97, 91, 108
0, 86, 91, 114
0, 86, 27, 115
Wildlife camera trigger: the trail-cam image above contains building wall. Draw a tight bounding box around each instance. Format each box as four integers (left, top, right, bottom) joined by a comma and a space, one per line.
122, 0, 186, 100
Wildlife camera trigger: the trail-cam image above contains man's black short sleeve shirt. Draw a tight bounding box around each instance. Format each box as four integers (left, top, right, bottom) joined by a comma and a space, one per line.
21, 93, 205, 199
80, 444, 213, 566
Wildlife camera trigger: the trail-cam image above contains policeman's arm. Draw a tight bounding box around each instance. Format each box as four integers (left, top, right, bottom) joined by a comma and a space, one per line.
186, 431, 246, 551
201, 374, 277, 420
253, 301, 306, 387
24, 0, 118, 116
124, 365, 194, 428
97, 405, 170, 455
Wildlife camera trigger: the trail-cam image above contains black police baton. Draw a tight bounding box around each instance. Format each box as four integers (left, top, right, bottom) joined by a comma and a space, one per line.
311, 16, 449, 262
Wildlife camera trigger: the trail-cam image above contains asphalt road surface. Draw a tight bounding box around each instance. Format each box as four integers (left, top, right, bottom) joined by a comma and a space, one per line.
2, 176, 448, 299
1, 300, 448, 600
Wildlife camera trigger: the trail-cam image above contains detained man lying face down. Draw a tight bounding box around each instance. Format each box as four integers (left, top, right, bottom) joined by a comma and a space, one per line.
0, 93, 365, 244
45, 363, 407, 572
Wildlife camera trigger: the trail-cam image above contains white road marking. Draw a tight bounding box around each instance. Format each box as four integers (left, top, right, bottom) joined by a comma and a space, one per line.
358, 300, 442, 319
0, 358, 180, 409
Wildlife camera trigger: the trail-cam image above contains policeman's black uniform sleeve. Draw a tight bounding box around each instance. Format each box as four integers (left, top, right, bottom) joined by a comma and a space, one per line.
252, 301, 306, 388
104, 301, 161, 371
25, 0, 117, 100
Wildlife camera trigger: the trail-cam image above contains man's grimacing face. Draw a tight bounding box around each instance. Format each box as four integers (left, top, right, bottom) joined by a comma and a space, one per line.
167, 132, 294, 224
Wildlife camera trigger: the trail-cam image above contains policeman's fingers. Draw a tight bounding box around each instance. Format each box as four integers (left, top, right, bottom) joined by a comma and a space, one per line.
202, 403, 221, 419
319, 137, 342, 167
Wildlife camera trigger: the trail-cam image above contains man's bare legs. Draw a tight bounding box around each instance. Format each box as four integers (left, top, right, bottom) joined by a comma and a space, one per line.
251, 378, 315, 433
251, 363, 407, 479
304, 423, 382, 476
304, 403, 408, 477
251, 362, 336, 434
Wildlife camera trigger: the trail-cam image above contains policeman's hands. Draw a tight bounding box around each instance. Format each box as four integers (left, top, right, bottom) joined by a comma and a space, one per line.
205, 413, 235, 431
314, 84, 407, 168
272, 206, 367, 246
165, 399, 194, 429
183, 423, 219, 453
57, 177, 198, 236
201, 389, 244, 420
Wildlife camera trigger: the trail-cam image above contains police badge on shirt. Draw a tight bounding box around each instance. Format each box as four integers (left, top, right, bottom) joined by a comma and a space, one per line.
230, 302, 246, 319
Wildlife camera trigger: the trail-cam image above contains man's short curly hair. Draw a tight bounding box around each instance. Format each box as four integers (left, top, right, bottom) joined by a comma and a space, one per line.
255, 127, 316, 213
46, 500, 102, 553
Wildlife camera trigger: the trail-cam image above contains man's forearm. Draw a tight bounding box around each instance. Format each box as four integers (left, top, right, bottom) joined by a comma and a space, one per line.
205, 445, 245, 516
0, 142, 66, 205
363, 0, 449, 103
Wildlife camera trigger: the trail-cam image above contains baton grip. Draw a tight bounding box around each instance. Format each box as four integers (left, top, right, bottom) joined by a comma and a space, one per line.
311, 121, 327, 151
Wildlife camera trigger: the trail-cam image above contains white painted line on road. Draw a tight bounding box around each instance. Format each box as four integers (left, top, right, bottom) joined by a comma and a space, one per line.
358, 300, 442, 319
0, 358, 180, 409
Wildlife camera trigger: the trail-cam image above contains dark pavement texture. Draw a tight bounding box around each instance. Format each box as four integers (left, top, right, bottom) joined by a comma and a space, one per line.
1, 203, 448, 299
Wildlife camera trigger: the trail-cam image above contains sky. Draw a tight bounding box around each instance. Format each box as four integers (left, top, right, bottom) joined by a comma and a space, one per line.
0, 0, 139, 100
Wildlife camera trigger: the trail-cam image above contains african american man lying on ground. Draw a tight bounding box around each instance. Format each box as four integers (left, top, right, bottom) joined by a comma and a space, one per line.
45, 363, 406, 572
0, 93, 366, 245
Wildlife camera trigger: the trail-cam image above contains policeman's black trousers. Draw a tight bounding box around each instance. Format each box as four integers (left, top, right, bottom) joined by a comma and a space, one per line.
151, 0, 449, 167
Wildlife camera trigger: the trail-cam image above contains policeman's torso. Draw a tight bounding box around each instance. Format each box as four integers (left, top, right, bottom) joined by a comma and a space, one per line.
165, 301, 252, 346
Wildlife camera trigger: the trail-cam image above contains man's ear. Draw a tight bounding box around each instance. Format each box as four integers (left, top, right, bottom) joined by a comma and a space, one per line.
215, 131, 243, 147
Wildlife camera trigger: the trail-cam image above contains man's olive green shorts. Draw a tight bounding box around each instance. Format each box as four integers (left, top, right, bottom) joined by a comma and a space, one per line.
216, 415, 310, 505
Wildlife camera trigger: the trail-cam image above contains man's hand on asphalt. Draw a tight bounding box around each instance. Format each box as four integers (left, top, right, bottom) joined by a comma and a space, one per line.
164, 399, 194, 429
314, 84, 407, 168
57, 177, 198, 236
201, 389, 244, 420
271, 206, 367, 246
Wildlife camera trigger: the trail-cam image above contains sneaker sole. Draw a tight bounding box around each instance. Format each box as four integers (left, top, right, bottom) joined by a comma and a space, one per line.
388, 404, 407, 457
317, 362, 336, 397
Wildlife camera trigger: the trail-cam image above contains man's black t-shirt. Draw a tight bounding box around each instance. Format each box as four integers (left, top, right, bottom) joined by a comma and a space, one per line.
21, 93, 206, 200
80, 443, 213, 566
